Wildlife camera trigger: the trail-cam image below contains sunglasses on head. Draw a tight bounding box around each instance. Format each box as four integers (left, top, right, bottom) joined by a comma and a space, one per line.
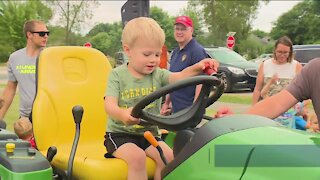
31, 31, 50, 37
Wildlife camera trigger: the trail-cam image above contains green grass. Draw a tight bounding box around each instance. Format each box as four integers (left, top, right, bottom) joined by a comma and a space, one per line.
218, 93, 252, 104
0, 83, 19, 131
205, 94, 252, 117
3, 94, 19, 131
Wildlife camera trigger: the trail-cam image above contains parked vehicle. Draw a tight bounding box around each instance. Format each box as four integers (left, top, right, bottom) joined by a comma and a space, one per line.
250, 53, 273, 64
114, 51, 129, 67
205, 47, 258, 92
293, 44, 320, 66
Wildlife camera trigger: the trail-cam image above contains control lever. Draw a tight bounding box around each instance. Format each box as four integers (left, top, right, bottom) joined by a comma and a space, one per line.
46, 146, 57, 162
144, 131, 167, 165
67, 105, 84, 180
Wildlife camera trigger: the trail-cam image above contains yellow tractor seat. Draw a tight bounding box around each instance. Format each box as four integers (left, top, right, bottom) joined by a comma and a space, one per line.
32, 46, 156, 179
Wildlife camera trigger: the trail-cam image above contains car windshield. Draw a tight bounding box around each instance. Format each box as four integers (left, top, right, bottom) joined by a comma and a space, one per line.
294, 49, 320, 64
206, 48, 247, 63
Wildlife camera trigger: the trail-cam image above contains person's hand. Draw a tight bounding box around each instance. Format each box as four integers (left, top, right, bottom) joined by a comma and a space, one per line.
199, 58, 219, 73
0, 119, 6, 129
214, 107, 233, 118
121, 107, 140, 125
160, 103, 172, 115
270, 74, 279, 84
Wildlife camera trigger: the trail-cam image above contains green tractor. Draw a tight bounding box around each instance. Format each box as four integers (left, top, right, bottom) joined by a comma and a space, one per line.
0, 129, 52, 179
130, 73, 320, 180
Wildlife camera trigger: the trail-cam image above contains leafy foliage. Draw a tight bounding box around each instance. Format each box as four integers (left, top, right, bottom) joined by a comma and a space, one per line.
0, 0, 52, 62
90, 32, 112, 55
6, 0, 317, 63
197, 0, 264, 48
270, 0, 320, 44
237, 35, 265, 59
86, 7, 177, 57
251, 30, 269, 39
150, 6, 175, 50
87, 22, 122, 57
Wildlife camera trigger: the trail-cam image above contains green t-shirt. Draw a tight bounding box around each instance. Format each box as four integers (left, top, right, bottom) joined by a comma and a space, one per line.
106, 64, 171, 136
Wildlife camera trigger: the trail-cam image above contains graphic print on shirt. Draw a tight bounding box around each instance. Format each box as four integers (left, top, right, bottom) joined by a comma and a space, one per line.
16, 65, 36, 74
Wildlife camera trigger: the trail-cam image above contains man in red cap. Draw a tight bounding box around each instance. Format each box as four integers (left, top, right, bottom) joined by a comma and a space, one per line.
161, 15, 209, 115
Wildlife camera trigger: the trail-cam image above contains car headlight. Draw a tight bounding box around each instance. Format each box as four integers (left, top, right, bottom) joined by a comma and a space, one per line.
227, 67, 245, 74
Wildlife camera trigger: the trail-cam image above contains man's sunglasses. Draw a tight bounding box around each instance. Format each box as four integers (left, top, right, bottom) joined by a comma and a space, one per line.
31, 31, 50, 37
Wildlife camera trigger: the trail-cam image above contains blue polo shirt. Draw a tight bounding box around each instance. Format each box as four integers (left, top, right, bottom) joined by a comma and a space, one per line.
169, 38, 208, 113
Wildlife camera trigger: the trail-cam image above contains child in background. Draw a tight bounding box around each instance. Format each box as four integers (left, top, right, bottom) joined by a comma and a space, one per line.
14, 117, 36, 148
104, 17, 218, 180
307, 113, 319, 133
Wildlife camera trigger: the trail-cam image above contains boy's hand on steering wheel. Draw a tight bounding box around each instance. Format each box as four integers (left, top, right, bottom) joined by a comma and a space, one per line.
122, 107, 140, 125
199, 58, 219, 73
160, 103, 172, 115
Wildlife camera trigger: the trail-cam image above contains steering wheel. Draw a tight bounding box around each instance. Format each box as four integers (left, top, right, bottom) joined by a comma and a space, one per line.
131, 75, 223, 131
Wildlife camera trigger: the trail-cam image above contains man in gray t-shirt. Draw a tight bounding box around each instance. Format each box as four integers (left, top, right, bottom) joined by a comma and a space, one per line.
246, 58, 320, 126
0, 20, 49, 127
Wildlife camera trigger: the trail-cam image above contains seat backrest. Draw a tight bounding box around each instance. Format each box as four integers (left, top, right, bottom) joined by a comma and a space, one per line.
32, 46, 111, 152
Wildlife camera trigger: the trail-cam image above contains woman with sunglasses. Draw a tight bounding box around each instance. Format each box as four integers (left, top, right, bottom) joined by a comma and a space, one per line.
0, 20, 49, 127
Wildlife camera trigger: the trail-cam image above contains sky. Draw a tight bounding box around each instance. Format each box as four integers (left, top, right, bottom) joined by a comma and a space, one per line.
69, 1, 301, 35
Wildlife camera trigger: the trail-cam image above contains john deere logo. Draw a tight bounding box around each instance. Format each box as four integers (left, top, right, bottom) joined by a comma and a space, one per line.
182, 54, 187, 62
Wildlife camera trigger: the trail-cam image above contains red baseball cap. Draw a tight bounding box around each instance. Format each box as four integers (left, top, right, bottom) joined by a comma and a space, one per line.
175, 16, 193, 27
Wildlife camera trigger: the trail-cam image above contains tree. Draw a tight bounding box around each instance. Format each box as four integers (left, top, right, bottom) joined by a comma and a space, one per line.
270, 0, 320, 44
46, 0, 99, 45
86, 6, 178, 57
237, 35, 265, 59
313, 0, 320, 14
87, 22, 122, 57
150, 6, 175, 50
251, 30, 269, 39
0, 0, 52, 62
181, 1, 207, 46
90, 32, 112, 55
194, 0, 268, 50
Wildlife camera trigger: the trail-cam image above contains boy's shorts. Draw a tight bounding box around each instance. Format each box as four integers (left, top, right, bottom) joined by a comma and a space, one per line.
104, 132, 162, 154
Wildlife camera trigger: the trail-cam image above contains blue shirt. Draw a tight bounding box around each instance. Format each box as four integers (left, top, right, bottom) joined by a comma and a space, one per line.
294, 116, 307, 130
169, 39, 208, 113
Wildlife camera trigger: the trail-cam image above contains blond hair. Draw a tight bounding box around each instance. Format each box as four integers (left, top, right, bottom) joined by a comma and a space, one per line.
14, 117, 33, 140
23, 20, 47, 38
121, 17, 165, 48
